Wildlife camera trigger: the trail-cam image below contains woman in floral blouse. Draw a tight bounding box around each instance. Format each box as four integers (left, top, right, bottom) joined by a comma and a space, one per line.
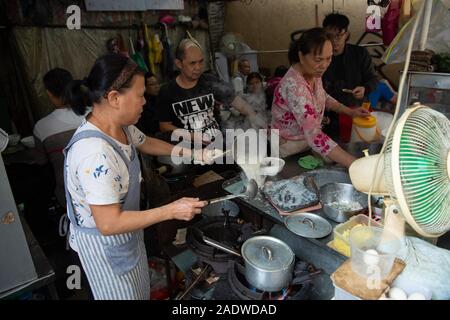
271, 28, 369, 167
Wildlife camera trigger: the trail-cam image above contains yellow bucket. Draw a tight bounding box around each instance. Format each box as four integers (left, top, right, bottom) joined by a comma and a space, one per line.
350, 115, 380, 143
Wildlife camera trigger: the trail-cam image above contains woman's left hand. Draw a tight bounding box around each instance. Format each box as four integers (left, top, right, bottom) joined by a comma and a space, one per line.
350, 107, 371, 118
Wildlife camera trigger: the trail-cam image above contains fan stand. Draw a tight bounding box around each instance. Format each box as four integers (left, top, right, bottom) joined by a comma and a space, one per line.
381, 199, 407, 248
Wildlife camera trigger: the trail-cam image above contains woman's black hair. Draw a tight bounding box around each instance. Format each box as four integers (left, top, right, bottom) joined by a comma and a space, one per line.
246, 72, 263, 85
288, 28, 331, 64
273, 65, 288, 78
65, 54, 145, 116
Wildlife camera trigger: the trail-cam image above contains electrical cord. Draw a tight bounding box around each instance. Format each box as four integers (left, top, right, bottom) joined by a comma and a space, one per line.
366, 0, 427, 224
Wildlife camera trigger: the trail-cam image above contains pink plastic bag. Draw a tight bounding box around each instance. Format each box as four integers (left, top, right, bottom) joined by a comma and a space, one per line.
381, 0, 403, 46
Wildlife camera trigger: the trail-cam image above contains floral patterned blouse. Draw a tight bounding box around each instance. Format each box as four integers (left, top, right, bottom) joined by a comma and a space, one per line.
271, 66, 338, 156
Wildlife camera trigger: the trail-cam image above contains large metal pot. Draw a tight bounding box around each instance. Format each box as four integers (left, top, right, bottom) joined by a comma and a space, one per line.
203, 235, 295, 292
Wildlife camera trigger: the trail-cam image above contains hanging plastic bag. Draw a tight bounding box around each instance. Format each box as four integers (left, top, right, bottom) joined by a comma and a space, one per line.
382, 0, 450, 64
129, 37, 148, 72
381, 0, 403, 46
144, 24, 156, 75
399, 0, 413, 28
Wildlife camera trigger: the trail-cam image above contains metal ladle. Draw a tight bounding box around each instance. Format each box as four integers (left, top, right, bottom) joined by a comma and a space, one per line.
206, 179, 258, 205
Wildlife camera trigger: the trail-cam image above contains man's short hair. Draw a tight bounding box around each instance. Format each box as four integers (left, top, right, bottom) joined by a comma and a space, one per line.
43, 68, 73, 98
322, 13, 350, 32
238, 58, 250, 67
175, 39, 202, 61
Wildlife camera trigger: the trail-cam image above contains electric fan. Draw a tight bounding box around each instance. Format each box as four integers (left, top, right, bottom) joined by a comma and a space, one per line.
219, 32, 247, 59
346, 1, 450, 299
349, 104, 450, 240
220, 32, 257, 79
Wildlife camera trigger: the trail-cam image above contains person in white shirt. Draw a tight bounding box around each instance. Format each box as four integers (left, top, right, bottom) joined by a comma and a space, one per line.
33, 68, 85, 207
231, 58, 251, 95
63, 54, 213, 300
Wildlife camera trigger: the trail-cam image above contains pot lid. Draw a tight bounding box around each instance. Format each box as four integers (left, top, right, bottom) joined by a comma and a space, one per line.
284, 213, 332, 239
241, 236, 294, 271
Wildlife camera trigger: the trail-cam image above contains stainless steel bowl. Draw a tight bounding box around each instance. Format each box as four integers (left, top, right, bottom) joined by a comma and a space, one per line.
319, 183, 368, 223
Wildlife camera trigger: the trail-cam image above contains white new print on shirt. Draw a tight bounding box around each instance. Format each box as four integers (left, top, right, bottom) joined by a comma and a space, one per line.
171, 93, 221, 138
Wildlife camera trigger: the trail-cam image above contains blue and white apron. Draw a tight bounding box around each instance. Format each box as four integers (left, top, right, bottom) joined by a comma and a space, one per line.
63, 129, 150, 300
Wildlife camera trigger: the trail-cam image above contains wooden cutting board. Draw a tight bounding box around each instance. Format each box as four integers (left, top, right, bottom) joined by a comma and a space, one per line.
331, 258, 406, 300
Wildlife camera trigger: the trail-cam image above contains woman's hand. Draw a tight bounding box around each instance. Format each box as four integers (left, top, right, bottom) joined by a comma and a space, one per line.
192, 148, 222, 165
165, 197, 207, 221
349, 107, 371, 118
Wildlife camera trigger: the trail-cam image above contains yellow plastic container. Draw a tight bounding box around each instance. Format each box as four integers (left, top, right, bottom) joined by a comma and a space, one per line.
350, 115, 379, 143
332, 214, 382, 257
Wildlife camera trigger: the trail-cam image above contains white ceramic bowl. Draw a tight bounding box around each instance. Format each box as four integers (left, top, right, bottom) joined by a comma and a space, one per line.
8, 134, 21, 146
21, 136, 35, 148
259, 157, 285, 176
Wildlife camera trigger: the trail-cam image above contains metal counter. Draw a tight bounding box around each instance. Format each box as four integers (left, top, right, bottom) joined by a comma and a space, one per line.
222, 154, 352, 299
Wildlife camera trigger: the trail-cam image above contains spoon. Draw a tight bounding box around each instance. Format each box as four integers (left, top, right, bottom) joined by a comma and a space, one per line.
206, 179, 258, 205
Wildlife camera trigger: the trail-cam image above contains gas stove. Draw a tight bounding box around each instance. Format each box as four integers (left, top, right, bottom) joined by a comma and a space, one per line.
186, 216, 262, 274
181, 256, 321, 300
182, 212, 321, 300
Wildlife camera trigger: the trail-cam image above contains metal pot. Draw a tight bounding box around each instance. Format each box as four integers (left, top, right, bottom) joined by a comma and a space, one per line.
203, 235, 295, 292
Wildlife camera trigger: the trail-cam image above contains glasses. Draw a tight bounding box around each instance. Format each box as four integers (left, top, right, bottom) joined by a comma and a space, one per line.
326, 31, 347, 41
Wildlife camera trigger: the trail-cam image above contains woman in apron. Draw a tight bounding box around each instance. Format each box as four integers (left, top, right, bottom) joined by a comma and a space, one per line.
63, 54, 209, 299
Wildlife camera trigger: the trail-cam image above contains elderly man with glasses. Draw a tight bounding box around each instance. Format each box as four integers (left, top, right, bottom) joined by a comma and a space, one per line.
321, 13, 378, 141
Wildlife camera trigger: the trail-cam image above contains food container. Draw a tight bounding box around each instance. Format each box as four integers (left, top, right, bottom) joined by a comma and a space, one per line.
262, 175, 319, 213
332, 214, 382, 257
259, 157, 285, 176
349, 226, 400, 279
350, 115, 379, 143
320, 182, 368, 223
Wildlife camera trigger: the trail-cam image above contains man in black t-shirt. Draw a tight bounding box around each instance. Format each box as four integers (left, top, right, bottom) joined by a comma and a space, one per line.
156, 39, 265, 144
321, 13, 378, 141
